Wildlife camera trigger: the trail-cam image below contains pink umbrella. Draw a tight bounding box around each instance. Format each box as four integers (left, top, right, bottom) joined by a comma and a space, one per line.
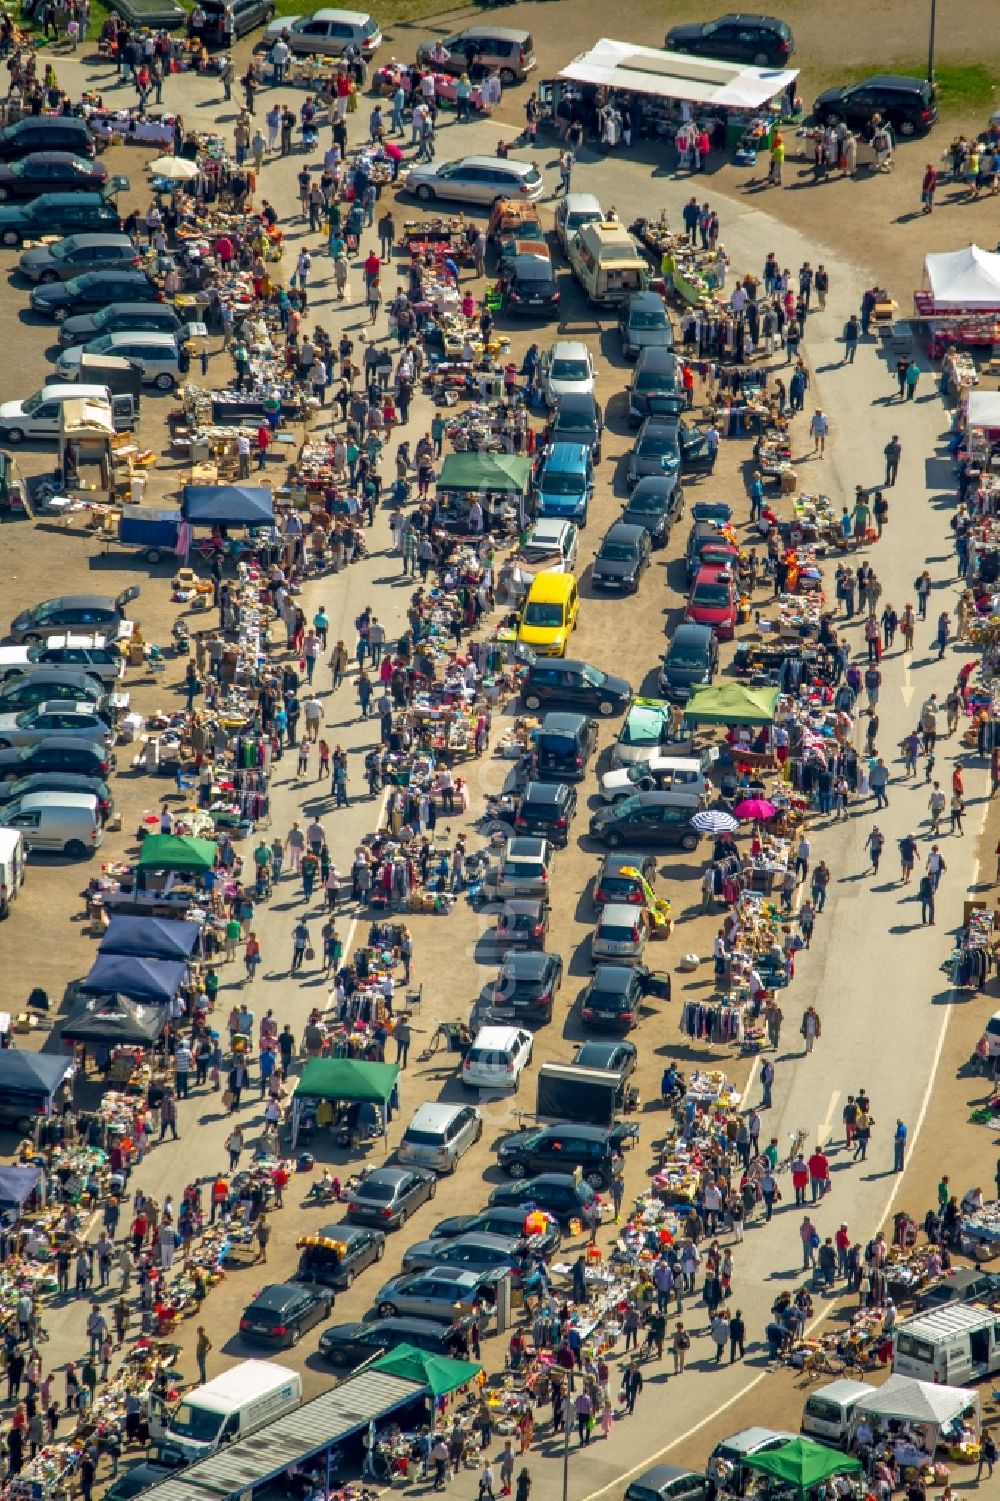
734, 797, 777, 821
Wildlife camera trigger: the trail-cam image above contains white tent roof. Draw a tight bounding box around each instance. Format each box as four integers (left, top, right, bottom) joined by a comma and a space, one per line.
856, 1374, 978, 1427
558, 40, 797, 111
924, 244, 1000, 309
967, 391, 1000, 431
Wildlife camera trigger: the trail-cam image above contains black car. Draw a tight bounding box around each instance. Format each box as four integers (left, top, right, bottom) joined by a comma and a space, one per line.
0, 153, 109, 204
521, 658, 631, 718
496, 1123, 632, 1190
625, 1465, 706, 1501
813, 74, 937, 137
59, 299, 179, 346
0, 116, 96, 162
9, 587, 138, 644
293, 1223, 386, 1290
618, 290, 675, 359
514, 780, 577, 846
488, 1172, 599, 1226
580, 963, 671, 1032
534, 711, 598, 782
238, 1281, 332, 1348
628, 347, 677, 426
592, 521, 652, 593
482, 950, 563, 1026
914, 1267, 1000, 1313
590, 792, 701, 851
31, 270, 159, 323
318, 1316, 460, 1369
659, 622, 719, 702
106, 1464, 178, 1500
594, 851, 658, 910
344, 1166, 437, 1229
665, 12, 793, 66
0, 737, 113, 782
621, 476, 685, 548
690, 500, 733, 526
0, 669, 104, 713
548, 391, 603, 461
429, 1205, 562, 1258
573, 1038, 638, 1083
494, 898, 550, 951
0, 771, 113, 822
0, 193, 121, 249
503, 254, 560, 318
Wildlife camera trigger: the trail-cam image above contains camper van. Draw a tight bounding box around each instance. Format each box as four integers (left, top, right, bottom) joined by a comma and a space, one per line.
0, 827, 25, 916
800, 1380, 876, 1447
151, 1360, 302, 1467
892, 1303, 1000, 1385
567, 221, 648, 307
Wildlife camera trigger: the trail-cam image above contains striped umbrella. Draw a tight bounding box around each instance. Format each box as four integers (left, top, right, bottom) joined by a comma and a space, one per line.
691, 808, 738, 835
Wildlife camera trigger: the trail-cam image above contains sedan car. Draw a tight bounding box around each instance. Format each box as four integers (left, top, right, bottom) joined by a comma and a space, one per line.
59, 301, 184, 347
0, 701, 111, 750
238, 1281, 332, 1347
548, 391, 603, 462
494, 898, 550, 952
686, 564, 738, 640
401, 1232, 541, 1282
0, 153, 108, 202
539, 340, 596, 405
513, 780, 577, 847
0, 737, 113, 782
373, 1266, 495, 1322
293, 1223, 386, 1290
589, 792, 701, 851
621, 476, 684, 549
0, 635, 123, 685
318, 1316, 459, 1368
19, 234, 139, 285
580, 963, 671, 1031
262, 9, 382, 58
502, 253, 560, 318
625, 1464, 706, 1501
488, 1172, 598, 1227
626, 414, 682, 489
9, 588, 137, 644
665, 13, 793, 66
0, 192, 121, 248
0, 771, 113, 822
344, 1166, 436, 1229
482, 950, 563, 1026
592, 521, 652, 593
520, 659, 631, 718
494, 837, 552, 900
430, 1205, 561, 1257
913, 1268, 1000, 1313
618, 291, 674, 359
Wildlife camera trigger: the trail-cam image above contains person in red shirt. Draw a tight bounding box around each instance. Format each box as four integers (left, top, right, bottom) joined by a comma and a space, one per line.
835, 1224, 851, 1279
921, 163, 938, 214
807, 1149, 830, 1201
681, 362, 695, 408
363, 249, 380, 288
256, 424, 270, 469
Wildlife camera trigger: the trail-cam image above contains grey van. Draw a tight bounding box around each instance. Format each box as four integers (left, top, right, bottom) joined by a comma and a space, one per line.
0, 790, 103, 857
416, 26, 536, 85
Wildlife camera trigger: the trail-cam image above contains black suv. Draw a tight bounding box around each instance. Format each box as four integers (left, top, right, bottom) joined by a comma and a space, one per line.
629, 347, 677, 427
534, 712, 598, 782
238, 1281, 332, 1347
319, 1316, 459, 1368
813, 75, 937, 137
522, 659, 631, 718
548, 392, 603, 462
665, 13, 794, 67
31, 271, 159, 323
0, 737, 112, 782
580, 963, 671, 1032
488, 1172, 597, 1226
514, 780, 577, 846
483, 950, 563, 1026
0, 116, 96, 161
622, 477, 684, 549
496, 1122, 632, 1189
0, 193, 120, 248
592, 521, 652, 594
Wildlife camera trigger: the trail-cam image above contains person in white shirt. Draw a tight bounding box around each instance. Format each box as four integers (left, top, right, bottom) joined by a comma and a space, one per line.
809, 409, 829, 456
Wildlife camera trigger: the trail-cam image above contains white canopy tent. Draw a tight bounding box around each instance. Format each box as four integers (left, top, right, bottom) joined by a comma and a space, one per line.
852, 1374, 979, 1441
924, 245, 1000, 309
558, 40, 797, 111
967, 391, 1000, 433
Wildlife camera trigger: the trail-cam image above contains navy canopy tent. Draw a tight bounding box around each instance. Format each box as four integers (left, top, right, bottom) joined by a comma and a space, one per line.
80, 954, 185, 1004
0, 1165, 43, 1214
99, 916, 201, 962
181, 485, 274, 528
0, 1051, 74, 1100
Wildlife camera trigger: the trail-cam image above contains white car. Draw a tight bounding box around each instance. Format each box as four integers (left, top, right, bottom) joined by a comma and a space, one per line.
601, 752, 711, 804
0, 634, 124, 686
538, 340, 596, 406
462, 1025, 533, 1093
0, 700, 112, 750
514, 518, 579, 574
404, 156, 543, 207
263, 9, 382, 57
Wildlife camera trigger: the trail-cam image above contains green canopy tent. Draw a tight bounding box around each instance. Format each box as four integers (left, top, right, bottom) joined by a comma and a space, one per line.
137, 835, 218, 874
290, 1058, 400, 1148
742, 1438, 862, 1499
435, 452, 533, 527
683, 683, 779, 725
369, 1345, 482, 1398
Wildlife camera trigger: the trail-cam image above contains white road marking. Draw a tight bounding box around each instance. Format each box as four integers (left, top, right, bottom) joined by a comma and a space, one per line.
818, 1089, 841, 1149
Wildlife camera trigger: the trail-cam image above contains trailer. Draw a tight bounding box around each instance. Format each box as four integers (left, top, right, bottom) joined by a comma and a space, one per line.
104, 505, 182, 564
536, 1062, 623, 1127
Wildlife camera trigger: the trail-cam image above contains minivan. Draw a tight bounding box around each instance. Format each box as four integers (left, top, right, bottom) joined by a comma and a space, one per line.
520, 659, 632, 718
534, 711, 598, 782
589, 792, 701, 852
660, 622, 720, 702
462, 1024, 533, 1092
151, 1361, 301, 1467
397, 1102, 483, 1173
416, 26, 536, 85
0, 827, 25, 917
193, 0, 276, 44
813, 74, 937, 137
800, 1380, 876, 1447
405, 156, 543, 207
601, 751, 714, 804
535, 443, 594, 526
554, 193, 603, 256
0, 791, 103, 858
518, 571, 579, 657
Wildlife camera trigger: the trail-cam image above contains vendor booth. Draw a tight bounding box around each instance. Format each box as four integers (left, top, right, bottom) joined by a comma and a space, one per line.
57, 396, 116, 495
0, 1165, 44, 1219
915, 245, 1000, 358
99, 915, 202, 962
0, 1051, 75, 1133
181, 483, 275, 531
850, 1376, 981, 1471
739, 1437, 862, 1498
78, 954, 187, 1006
61, 992, 166, 1050
434, 452, 532, 532
137, 834, 218, 877
369, 1345, 482, 1399
684, 682, 780, 725
290, 1058, 400, 1148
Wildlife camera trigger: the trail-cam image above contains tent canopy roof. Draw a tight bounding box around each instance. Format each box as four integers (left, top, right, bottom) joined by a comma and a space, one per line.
80, 954, 185, 1003
137, 834, 217, 874
967, 391, 1000, 431
61, 992, 165, 1047
0, 1051, 74, 1099
924, 244, 1000, 309
436, 452, 532, 495
369, 1345, 482, 1397
295, 1058, 399, 1104
559, 39, 797, 110
99, 916, 201, 961
743, 1439, 860, 1497
181, 484, 275, 527
855, 1374, 978, 1426
0, 1165, 42, 1209
684, 682, 779, 724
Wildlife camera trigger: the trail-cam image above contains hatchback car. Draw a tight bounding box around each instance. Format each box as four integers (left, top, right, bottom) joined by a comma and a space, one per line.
20, 234, 138, 286
514, 780, 577, 847
511, 518, 579, 580
0, 737, 112, 782
238, 1282, 332, 1347
621, 476, 684, 548
593, 851, 659, 910
502, 253, 560, 318
401, 1232, 542, 1282
488, 1172, 598, 1227
415, 26, 535, 85
405, 156, 543, 206
263, 9, 382, 57
535, 442, 593, 525
0, 701, 111, 750
548, 391, 603, 462
430, 1205, 562, 1257
494, 898, 550, 952
462, 1024, 533, 1092
612, 699, 682, 769
0, 153, 108, 203
627, 413, 683, 489
397, 1102, 482, 1174
106, 1464, 177, 1501
0, 669, 105, 712
0, 193, 121, 248
685, 522, 740, 585
628, 346, 678, 426
813, 74, 937, 136
573, 1038, 638, 1084
344, 1166, 437, 1229
497, 1123, 632, 1190
482, 950, 563, 1026
9, 588, 137, 644
318, 1315, 460, 1368
591, 903, 650, 968
0, 635, 124, 685
0, 771, 113, 823
625, 1464, 706, 1501
601, 752, 710, 805
495, 837, 552, 899
534, 712, 598, 782
592, 521, 652, 593
589, 793, 701, 851
374, 1266, 495, 1322
580, 963, 672, 1031
294, 1223, 386, 1290
539, 341, 596, 405
193, 0, 275, 43
619, 291, 674, 359
666, 13, 794, 66
521, 659, 631, 718
56, 330, 183, 391
554, 193, 603, 256
659, 622, 719, 702
686, 563, 738, 639
59, 301, 184, 347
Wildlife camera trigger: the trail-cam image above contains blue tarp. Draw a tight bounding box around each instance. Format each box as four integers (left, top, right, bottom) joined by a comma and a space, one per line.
80, 954, 185, 1003
181, 485, 274, 527
0, 1165, 42, 1210
99, 916, 201, 962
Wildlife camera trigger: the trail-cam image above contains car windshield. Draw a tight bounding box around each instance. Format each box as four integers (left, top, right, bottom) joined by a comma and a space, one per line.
692, 582, 731, 607
638, 436, 676, 458
628, 492, 663, 513
630, 308, 667, 330
523, 603, 565, 626
404, 1129, 445, 1147
540, 473, 583, 496
668, 647, 706, 669
635, 370, 674, 392
503, 858, 543, 877
599, 542, 636, 562
581, 666, 605, 685
357, 1181, 395, 1201
169, 1404, 225, 1443
363, 17, 379, 33
550, 359, 589, 381
593, 990, 630, 1010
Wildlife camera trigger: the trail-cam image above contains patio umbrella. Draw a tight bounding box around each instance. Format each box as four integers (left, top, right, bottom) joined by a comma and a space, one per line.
148, 156, 199, 182
691, 808, 738, 835
734, 797, 777, 821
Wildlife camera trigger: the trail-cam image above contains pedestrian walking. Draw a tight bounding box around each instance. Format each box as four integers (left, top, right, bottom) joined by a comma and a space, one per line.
883, 435, 901, 486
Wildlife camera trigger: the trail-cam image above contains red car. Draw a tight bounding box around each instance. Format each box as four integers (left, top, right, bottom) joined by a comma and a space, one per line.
686, 563, 737, 641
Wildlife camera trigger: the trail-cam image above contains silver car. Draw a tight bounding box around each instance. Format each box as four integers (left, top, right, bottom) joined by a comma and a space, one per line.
0, 700, 111, 750
591, 902, 649, 968
373, 1266, 494, 1322
495, 837, 552, 900
405, 156, 543, 207
263, 10, 382, 58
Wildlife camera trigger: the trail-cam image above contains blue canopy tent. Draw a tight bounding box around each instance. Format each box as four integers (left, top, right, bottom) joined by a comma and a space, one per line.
99, 916, 201, 962
181, 485, 274, 528
79, 954, 186, 1004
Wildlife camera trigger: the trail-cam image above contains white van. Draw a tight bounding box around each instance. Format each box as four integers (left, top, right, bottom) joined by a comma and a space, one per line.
554, 193, 603, 256
800, 1379, 877, 1447
0, 385, 130, 443
893, 1303, 1000, 1384
56, 331, 184, 391
462, 1025, 533, 1093
151, 1360, 302, 1466
0, 828, 25, 917
0, 792, 103, 858
600, 752, 715, 805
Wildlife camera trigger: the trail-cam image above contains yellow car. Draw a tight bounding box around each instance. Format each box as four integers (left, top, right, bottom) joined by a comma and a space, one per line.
518, 573, 579, 657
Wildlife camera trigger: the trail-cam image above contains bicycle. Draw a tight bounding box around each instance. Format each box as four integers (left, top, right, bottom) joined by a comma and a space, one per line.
797, 1346, 846, 1384
419, 1021, 465, 1060
779, 1127, 809, 1172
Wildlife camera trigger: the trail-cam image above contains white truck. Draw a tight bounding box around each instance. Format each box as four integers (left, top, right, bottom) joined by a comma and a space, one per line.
151, 1360, 302, 1467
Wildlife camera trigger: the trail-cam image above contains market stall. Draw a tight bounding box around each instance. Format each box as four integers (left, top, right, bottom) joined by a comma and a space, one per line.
78, 954, 188, 1006
290, 1058, 400, 1148
99, 916, 203, 962
914, 245, 1000, 358
61, 992, 167, 1051
0, 1053, 75, 1137
0, 1165, 44, 1220
434, 452, 532, 532
737, 1438, 862, 1497
850, 1376, 981, 1469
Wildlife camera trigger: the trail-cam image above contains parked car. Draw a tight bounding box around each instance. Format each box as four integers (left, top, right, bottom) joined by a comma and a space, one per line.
497, 1124, 634, 1189
0, 737, 112, 782
591, 903, 650, 968
429, 1206, 561, 1257
238, 1282, 332, 1347
914, 1268, 1000, 1313
589, 793, 701, 851
538, 340, 596, 405
0, 193, 121, 248
262, 10, 382, 58
401, 1232, 542, 1282
501, 252, 560, 318
193, 0, 275, 44
405, 156, 543, 206
293, 1223, 386, 1291
415, 26, 536, 85
572, 1038, 638, 1084
397, 1102, 482, 1174
512, 518, 579, 575
548, 391, 603, 461
56, 330, 184, 391
343, 1166, 437, 1229
0, 771, 112, 823
625, 1464, 706, 1501
462, 1024, 533, 1092
59, 301, 184, 347
520, 659, 631, 718
0, 701, 111, 751
488, 1172, 599, 1227
618, 291, 674, 359
0, 669, 105, 712
513, 780, 577, 847
592, 521, 652, 593
690, 500, 733, 526
494, 898, 550, 952
534, 443, 593, 525
665, 13, 794, 66
0, 116, 96, 162
554, 192, 602, 256
533, 711, 598, 782
686, 563, 738, 639
106, 1464, 177, 1501
685, 522, 740, 585
580, 963, 672, 1031
0, 153, 109, 203
9, 588, 137, 644
813, 74, 937, 136
612, 699, 685, 768
621, 476, 684, 548
482, 950, 563, 1026
659, 622, 719, 702
373, 1267, 496, 1322
318, 1316, 460, 1368
495, 837, 552, 899
628, 346, 677, 426
593, 851, 659, 911
600, 751, 711, 805
0, 635, 124, 685
20, 234, 139, 286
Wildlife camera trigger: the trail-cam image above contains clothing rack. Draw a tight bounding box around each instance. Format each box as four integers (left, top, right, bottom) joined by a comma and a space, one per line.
680, 1001, 743, 1044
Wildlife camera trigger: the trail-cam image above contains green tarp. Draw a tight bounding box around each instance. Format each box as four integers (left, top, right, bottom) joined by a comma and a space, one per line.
436, 452, 532, 494
683, 682, 779, 725
742, 1438, 861, 1497
295, 1058, 400, 1104
137, 834, 218, 873
369, 1345, 482, 1397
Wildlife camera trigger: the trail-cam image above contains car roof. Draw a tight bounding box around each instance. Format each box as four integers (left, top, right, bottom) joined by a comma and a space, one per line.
628, 478, 675, 500
501, 897, 546, 915
616, 790, 695, 809
639, 415, 681, 435
554, 391, 598, 413
501, 950, 553, 975
561, 193, 601, 214
248, 1282, 307, 1309
407, 1101, 471, 1130
598, 902, 643, 923
575, 1040, 632, 1065
445, 1232, 519, 1252
635, 346, 677, 369
548, 339, 589, 361
630, 1465, 701, 1489
363, 1166, 412, 1186
537, 1122, 609, 1140
457, 25, 531, 40
672, 622, 715, 644
103, 330, 179, 348
451, 154, 536, 172
627, 291, 667, 311
15, 791, 99, 811
850, 74, 929, 89
591, 965, 637, 992
317, 1222, 373, 1247
526, 517, 573, 542
693, 563, 734, 583
604, 523, 646, 544
518, 1173, 587, 1188
406, 1265, 481, 1286
543, 442, 589, 469
521, 780, 568, 803
15, 150, 94, 164
311, 8, 375, 20
600, 851, 655, 874
511, 254, 552, 275
93, 302, 174, 317
61, 234, 132, 249
505, 836, 547, 857
539, 711, 588, 732
29, 700, 100, 715
472, 1024, 530, 1046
